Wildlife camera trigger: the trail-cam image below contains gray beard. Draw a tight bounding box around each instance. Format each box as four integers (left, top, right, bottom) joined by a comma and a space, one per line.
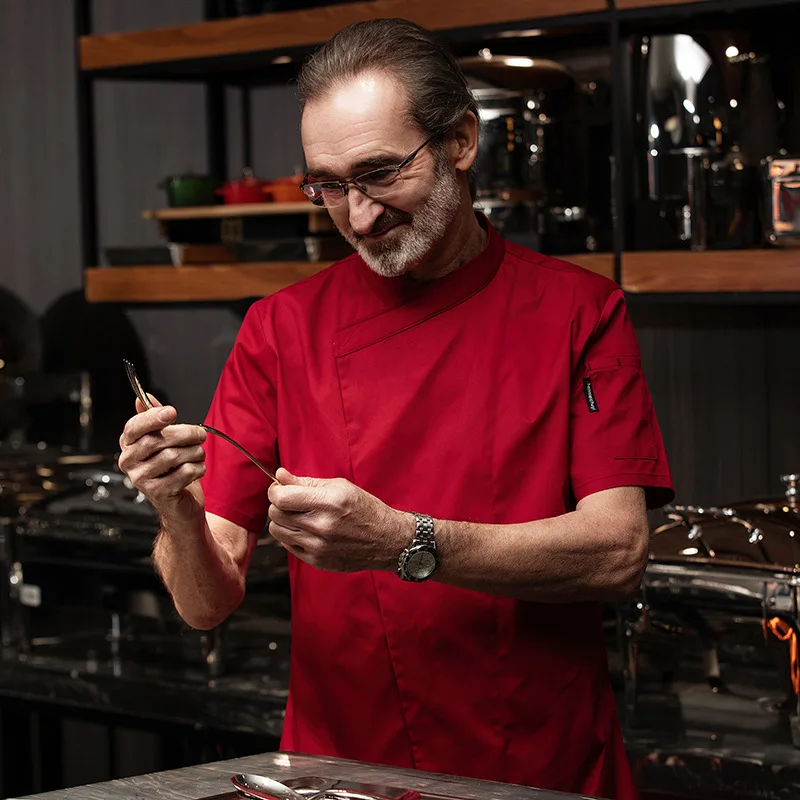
339, 160, 462, 278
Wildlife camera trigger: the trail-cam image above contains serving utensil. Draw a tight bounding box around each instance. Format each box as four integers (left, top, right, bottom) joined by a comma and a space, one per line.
123, 358, 279, 483
231, 774, 339, 800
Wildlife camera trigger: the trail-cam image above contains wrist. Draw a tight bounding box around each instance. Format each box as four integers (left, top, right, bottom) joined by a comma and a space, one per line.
384, 509, 415, 571
157, 502, 206, 540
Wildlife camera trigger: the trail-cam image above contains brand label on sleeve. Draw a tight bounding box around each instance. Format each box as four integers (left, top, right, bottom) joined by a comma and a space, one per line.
583, 378, 599, 413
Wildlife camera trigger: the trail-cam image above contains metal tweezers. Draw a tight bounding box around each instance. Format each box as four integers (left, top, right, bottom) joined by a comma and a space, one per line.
123, 358, 279, 483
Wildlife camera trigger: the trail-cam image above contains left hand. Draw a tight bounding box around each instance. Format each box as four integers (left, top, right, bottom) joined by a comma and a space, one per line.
267, 468, 411, 572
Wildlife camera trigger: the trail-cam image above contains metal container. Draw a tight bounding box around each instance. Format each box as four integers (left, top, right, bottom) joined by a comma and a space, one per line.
634, 34, 725, 250
1, 456, 290, 677
622, 474, 800, 748
470, 88, 543, 204
761, 157, 800, 246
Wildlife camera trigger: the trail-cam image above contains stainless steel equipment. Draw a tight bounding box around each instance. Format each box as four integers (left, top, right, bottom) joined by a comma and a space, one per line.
761, 157, 800, 245
0, 449, 107, 517
470, 87, 542, 203
0, 454, 290, 676
622, 473, 800, 748
635, 34, 726, 250
462, 52, 610, 253
0, 370, 93, 452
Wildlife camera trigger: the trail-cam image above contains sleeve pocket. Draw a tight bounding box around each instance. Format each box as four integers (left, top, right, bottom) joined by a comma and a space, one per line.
584, 355, 659, 460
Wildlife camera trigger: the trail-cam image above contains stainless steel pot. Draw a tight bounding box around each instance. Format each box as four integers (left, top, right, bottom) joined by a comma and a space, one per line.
636, 34, 726, 250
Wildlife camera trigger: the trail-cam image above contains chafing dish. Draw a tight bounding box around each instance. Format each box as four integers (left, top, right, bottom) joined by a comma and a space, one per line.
623, 473, 800, 747
0, 454, 290, 677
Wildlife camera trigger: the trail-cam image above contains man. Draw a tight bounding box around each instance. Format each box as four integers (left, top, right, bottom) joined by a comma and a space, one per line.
118, 18, 673, 800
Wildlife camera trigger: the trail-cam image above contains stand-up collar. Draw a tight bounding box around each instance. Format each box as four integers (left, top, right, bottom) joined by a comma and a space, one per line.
334, 213, 505, 358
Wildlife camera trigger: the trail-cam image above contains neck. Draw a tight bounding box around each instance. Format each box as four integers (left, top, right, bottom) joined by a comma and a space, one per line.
409, 199, 488, 282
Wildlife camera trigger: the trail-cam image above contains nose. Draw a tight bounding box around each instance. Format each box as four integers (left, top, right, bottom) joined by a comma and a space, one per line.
346, 188, 385, 236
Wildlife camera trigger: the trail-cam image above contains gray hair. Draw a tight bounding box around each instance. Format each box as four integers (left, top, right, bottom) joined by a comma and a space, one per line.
296, 18, 479, 198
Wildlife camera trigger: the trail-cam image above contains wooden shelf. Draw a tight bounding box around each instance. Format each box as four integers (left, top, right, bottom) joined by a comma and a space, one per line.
142, 202, 322, 221
79, 0, 607, 73
84, 253, 610, 303
84, 251, 800, 303
84, 262, 331, 303
622, 250, 800, 293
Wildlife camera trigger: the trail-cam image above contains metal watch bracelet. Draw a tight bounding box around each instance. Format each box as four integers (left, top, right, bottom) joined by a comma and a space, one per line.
397, 512, 438, 581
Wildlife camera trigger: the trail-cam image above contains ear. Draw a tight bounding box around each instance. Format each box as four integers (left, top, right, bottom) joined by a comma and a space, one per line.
448, 110, 480, 173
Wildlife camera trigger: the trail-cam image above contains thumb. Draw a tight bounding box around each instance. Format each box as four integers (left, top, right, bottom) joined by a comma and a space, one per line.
274, 467, 327, 487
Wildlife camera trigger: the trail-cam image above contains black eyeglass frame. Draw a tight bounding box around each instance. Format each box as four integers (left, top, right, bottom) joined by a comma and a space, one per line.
300, 134, 438, 207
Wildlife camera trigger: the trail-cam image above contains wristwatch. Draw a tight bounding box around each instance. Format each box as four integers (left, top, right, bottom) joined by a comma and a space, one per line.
397, 512, 439, 582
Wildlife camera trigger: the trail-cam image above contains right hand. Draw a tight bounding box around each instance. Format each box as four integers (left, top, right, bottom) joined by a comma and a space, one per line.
118, 394, 208, 523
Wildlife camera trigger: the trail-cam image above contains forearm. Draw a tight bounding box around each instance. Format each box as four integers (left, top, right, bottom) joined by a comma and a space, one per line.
431, 490, 648, 602
152, 513, 247, 630
266, 473, 648, 601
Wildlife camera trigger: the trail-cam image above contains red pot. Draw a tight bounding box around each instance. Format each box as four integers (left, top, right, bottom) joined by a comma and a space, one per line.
215, 170, 269, 204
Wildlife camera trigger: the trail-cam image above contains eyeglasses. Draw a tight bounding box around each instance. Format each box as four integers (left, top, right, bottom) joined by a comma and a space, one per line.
300, 134, 437, 208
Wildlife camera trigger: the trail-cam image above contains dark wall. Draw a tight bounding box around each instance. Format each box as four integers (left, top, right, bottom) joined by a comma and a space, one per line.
0, 0, 304, 434
631, 302, 800, 506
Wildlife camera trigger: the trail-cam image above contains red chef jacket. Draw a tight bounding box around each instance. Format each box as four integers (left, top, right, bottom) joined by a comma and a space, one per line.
201, 216, 673, 800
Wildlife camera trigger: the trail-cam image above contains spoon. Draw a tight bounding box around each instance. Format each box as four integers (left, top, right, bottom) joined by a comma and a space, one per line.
231, 774, 337, 800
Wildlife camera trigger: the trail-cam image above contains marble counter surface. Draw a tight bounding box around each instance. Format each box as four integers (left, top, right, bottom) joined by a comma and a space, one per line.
10, 751, 580, 800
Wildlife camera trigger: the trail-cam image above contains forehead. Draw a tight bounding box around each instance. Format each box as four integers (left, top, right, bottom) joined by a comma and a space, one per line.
301, 72, 421, 174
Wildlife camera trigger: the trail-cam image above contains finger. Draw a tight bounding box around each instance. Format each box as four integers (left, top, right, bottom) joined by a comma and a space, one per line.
119, 424, 206, 471
274, 467, 329, 488
120, 406, 178, 447
274, 467, 296, 484
272, 476, 351, 513
268, 504, 306, 532
268, 520, 314, 552
144, 424, 207, 452
129, 444, 206, 484
269, 484, 326, 513
138, 461, 206, 502
280, 541, 307, 560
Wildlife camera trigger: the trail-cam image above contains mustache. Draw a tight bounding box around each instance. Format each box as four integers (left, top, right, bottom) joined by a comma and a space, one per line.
354, 207, 413, 239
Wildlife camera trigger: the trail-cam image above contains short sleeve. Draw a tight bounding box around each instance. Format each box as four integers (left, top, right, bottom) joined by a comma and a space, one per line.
200, 302, 278, 532
569, 289, 673, 509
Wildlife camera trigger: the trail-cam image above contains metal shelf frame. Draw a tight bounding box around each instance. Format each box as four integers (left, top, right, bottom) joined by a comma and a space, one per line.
73, 0, 799, 304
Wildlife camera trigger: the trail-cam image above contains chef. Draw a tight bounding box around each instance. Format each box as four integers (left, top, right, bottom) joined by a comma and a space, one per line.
118, 17, 673, 800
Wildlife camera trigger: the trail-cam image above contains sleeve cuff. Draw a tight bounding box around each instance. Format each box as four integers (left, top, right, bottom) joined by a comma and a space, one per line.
573, 471, 675, 510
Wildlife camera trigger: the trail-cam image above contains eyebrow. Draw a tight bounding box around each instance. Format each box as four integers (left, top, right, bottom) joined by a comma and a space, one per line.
306, 153, 404, 180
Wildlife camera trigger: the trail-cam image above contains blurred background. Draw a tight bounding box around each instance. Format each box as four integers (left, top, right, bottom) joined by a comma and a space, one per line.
1, 1, 799, 798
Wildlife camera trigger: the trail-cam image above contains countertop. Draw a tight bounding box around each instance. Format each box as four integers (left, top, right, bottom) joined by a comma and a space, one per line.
9, 750, 583, 800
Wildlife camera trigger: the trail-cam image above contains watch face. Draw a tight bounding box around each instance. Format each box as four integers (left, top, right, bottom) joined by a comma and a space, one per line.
407, 549, 437, 580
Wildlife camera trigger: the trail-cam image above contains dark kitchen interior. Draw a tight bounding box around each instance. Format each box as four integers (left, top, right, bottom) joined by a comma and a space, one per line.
1, 1, 799, 798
